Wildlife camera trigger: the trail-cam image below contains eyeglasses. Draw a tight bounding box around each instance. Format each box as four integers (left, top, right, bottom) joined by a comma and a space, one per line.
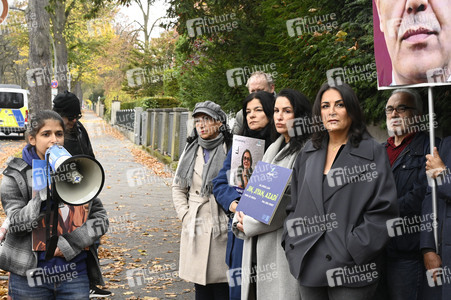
243, 157, 251, 161
385, 105, 416, 114
67, 114, 82, 121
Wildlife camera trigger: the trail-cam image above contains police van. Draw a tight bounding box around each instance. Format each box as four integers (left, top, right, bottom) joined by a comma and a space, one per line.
0, 84, 29, 137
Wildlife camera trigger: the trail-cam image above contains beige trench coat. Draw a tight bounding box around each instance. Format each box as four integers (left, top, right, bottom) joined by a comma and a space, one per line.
172, 146, 229, 285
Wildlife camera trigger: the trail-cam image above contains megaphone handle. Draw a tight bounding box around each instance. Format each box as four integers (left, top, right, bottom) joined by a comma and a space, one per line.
44, 155, 60, 260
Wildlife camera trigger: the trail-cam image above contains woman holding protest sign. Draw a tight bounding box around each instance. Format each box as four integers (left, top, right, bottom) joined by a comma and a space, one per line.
282, 83, 398, 300
172, 101, 232, 300
213, 91, 278, 300
232, 88, 311, 299
0, 110, 108, 299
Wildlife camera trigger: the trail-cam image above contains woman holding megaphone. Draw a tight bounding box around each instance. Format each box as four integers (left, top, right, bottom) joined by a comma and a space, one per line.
0, 110, 108, 299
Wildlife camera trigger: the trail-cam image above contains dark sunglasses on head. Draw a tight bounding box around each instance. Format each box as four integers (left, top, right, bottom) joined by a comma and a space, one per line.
67, 114, 82, 121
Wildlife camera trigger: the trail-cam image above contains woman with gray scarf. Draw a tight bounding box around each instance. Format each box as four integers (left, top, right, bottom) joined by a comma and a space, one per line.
172, 101, 232, 300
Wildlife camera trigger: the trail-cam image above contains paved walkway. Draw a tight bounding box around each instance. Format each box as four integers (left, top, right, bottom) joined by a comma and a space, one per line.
81, 110, 193, 299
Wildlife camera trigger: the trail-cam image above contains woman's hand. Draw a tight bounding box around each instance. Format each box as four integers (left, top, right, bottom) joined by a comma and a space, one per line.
236, 211, 245, 232
426, 147, 446, 179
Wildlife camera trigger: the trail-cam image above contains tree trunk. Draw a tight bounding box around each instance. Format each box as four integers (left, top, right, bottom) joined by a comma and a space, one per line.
51, 0, 69, 93
26, 0, 52, 113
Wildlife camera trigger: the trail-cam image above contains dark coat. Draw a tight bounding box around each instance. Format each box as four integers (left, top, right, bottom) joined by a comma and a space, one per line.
386, 132, 439, 259
282, 136, 399, 287
64, 121, 95, 157
421, 137, 451, 299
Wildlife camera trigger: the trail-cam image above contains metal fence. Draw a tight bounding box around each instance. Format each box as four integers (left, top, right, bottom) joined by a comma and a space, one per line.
116, 109, 135, 131
114, 107, 189, 161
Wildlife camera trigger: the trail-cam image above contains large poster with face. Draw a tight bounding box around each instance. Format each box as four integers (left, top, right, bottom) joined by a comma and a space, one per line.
373, 0, 451, 89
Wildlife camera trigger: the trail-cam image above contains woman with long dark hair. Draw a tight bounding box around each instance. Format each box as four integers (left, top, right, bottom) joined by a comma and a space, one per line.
172, 101, 232, 300
213, 91, 278, 300
232, 89, 312, 299
282, 83, 398, 300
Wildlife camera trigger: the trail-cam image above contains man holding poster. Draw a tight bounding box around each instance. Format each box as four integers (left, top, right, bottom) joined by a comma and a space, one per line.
374, 0, 451, 86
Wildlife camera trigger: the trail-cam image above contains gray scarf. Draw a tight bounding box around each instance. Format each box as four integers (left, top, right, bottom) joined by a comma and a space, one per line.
175, 133, 226, 196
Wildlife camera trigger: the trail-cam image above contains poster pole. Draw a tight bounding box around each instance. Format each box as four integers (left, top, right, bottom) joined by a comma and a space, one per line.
428, 87, 438, 251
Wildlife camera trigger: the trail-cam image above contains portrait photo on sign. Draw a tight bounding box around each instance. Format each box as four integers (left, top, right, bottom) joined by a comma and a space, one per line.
372, 0, 451, 88
229, 135, 265, 192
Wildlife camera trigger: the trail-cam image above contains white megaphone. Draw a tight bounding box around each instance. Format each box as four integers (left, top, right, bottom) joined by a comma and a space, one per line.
45, 144, 105, 206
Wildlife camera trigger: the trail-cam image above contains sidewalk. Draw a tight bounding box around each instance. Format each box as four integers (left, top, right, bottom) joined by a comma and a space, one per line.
81, 110, 193, 299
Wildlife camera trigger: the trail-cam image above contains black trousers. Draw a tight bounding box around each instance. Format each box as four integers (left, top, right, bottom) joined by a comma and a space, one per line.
195, 283, 229, 300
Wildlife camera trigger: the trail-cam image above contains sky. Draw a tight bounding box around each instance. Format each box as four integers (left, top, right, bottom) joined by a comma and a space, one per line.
118, 0, 174, 40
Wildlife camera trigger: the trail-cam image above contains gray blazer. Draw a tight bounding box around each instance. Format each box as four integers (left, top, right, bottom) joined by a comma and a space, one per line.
282, 136, 398, 287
